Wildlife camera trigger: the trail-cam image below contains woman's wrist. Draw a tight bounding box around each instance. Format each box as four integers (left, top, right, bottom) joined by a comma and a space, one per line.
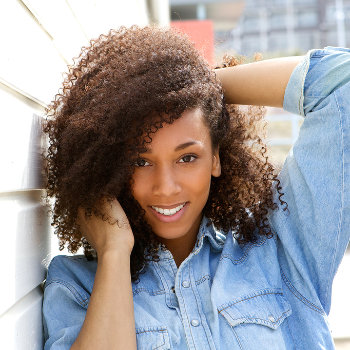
98, 245, 132, 263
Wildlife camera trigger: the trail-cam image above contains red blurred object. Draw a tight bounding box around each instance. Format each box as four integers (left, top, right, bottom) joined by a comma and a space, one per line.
171, 20, 214, 66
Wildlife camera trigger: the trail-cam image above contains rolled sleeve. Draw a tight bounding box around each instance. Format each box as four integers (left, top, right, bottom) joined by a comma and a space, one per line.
282, 49, 313, 116
283, 47, 350, 116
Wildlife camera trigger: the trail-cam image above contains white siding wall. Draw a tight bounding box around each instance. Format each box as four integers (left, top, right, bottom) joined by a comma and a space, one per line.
0, 1, 166, 348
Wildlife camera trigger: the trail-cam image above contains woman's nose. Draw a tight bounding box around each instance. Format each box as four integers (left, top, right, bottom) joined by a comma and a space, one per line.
152, 166, 181, 197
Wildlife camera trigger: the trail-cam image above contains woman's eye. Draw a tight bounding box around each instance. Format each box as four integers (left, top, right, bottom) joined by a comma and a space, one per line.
135, 158, 150, 167
179, 155, 197, 163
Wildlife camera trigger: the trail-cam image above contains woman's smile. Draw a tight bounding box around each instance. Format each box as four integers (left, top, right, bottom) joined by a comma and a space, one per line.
149, 202, 189, 223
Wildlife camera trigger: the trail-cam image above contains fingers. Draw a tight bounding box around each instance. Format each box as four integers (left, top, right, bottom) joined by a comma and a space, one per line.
75, 198, 134, 255
108, 199, 131, 230
77, 198, 130, 228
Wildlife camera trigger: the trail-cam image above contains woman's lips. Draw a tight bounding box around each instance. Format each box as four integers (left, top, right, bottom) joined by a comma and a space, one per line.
149, 202, 188, 223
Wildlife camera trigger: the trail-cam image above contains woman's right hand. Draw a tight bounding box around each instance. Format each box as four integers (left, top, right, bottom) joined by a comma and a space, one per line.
77, 198, 134, 257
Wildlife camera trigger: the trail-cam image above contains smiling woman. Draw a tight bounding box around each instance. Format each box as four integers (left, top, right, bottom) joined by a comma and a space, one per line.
131, 108, 221, 267
43, 26, 280, 282
42, 25, 350, 350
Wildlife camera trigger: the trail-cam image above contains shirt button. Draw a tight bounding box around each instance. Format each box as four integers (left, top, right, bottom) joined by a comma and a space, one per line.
182, 280, 190, 288
191, 319, 200, 327
268, 315, 275, 322
170, 286, 175, 293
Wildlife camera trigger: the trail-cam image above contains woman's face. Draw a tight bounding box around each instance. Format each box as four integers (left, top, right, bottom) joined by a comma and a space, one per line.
131, 108, 221, 247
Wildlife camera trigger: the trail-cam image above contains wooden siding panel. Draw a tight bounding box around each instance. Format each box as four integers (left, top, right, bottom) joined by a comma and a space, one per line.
0, 192, 50, 316
0, 86, 44, 192
21, 0, 89, 61
0, 1, 67, 104
0, 287, 44, 350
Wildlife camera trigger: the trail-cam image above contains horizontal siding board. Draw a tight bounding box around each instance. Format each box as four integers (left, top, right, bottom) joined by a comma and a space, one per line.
0, 0, 67, 103
0, 86, 44, 192
21, 0, 89, 61
0, 192, 50, 315
0, 286, 44, 350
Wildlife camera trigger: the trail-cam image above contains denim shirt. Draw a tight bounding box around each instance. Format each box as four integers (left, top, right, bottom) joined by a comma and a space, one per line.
42, 47, 350, 350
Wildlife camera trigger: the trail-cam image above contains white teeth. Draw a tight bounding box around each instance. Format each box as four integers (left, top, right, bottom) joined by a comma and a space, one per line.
152, 203, 185, 216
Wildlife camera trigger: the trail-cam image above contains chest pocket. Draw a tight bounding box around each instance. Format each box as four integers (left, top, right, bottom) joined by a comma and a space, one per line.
136, 326, 171, 350
218, 290, 292, 349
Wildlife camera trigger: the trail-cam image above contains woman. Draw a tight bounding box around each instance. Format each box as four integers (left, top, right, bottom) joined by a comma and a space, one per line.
42, 26, 350, 349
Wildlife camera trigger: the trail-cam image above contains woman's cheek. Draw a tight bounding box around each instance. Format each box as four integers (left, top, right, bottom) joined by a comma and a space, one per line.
191, 164, 213, 193
130, 171, 147, 204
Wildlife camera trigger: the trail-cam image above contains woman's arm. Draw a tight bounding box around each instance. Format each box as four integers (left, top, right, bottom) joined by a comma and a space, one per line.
215, 56, 304, 107
70, 250, 136, 350
70, 199, 137, 350
266, 47, 350, 314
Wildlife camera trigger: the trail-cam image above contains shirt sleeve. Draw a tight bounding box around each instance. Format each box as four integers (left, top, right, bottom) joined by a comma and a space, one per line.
42, 258, 88, 350
269, 47, 350, 315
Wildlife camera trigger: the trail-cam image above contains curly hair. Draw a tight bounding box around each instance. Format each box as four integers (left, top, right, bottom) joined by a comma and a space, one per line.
43, 25, 285, 282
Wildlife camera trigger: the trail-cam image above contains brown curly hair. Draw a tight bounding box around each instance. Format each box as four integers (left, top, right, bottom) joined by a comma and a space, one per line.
43, 25, 285, 282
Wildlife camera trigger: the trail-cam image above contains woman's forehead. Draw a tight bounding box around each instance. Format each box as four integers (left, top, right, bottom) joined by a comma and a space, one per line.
140, 108, 211, 152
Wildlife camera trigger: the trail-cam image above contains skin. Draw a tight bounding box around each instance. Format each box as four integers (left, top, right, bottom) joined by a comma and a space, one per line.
131, 108, 221, 267
215, 56, 303, 107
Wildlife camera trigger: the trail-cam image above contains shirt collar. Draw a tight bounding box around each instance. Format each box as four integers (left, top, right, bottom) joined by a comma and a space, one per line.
151, 215, 227, 261
195, 215, 227, 252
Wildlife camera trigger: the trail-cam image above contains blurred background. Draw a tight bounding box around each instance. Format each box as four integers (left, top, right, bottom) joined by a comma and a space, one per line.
0, 0, 349, 349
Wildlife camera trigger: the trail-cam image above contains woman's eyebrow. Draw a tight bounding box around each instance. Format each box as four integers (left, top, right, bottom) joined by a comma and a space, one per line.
174, 141, 201, 151
141, 141, 201, 154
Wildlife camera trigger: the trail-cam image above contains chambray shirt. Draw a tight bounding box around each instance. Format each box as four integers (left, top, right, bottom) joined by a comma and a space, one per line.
42, 47, 350, 349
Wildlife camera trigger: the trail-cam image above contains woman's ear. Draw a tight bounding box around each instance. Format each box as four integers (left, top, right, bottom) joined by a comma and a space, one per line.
211, 150, 221, 177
